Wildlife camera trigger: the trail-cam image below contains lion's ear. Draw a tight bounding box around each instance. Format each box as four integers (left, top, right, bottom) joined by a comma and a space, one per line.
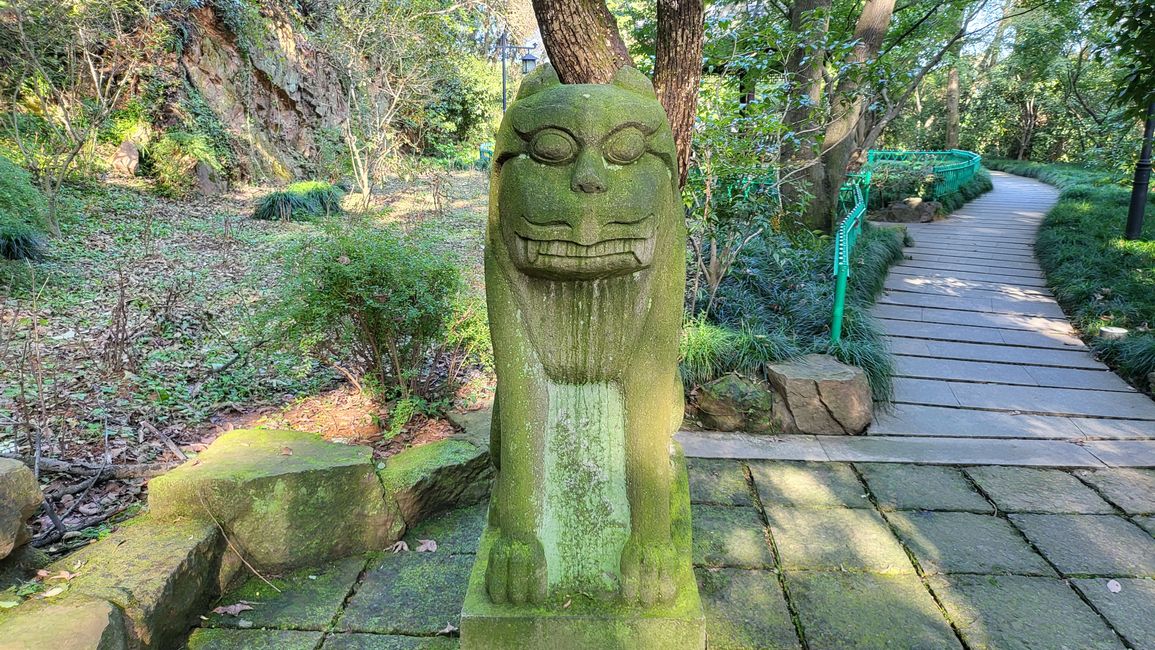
610, 66, 657, 99
515, 63, 561, 100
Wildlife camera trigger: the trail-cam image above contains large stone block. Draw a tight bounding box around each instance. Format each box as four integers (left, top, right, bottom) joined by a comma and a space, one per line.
148, 429, 403, 571
766, 354, 872, 434
0, 458, 43, 560
377, 437, 492, 528
0, 597, 128, 650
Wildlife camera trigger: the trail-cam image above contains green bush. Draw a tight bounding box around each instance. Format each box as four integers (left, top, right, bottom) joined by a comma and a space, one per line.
253, 181, 344, 221
681, 222, 905, 402
143, 131, 222, 198
272, 221, 483, 404
0, 156, 47, 260
985, 158, 1155, 389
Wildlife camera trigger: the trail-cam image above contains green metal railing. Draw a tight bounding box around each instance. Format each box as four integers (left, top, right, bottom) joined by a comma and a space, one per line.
830, 149, 982, 343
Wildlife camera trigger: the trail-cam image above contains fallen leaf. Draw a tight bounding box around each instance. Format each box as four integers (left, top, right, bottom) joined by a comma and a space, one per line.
563, 598, 572, 608
390, 540, 409, 553
438, 622, 458, 636
41, 587, 65, 598
1107, 579, 1122, 593
213, 602, 255, 616
237, 619, 254, 629
416, 539, 438, 553
280, 447, 293, 456
0, 601, 20, 609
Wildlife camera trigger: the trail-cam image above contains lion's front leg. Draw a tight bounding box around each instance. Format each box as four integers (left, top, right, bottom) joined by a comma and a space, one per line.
619, 368, 680, 606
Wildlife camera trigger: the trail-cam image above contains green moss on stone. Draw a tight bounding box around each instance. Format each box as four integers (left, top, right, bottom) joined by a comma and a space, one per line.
337, 554, 473, 635
749, 461, 870, 509
765, 507, 914, 574
695, 568, 800, 649
687, 459, 753, 507
690, 505, 774, 569
187, 628, 324, 650
204, 555, 367, 631
322, 633, 459, 649
403, 503, 487, 555
148, 429, 403, 571
0, 597, 127, 650
377, 439, 492, 526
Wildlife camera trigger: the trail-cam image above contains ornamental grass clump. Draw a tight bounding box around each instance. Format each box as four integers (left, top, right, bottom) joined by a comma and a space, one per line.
253, 181, 343, 221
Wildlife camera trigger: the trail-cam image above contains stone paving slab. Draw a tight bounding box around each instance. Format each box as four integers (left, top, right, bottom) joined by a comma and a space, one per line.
870, 404, 1091, 439
1071, 578, 1155, 650
676, 431, 828, 461
856, 463, 992, 512
687, 458, 754, 507
402, 504, 486, 556
874, 303, 1074, 331
1072, 468, 1155, 514
818, 435, 1105, 467
927, 575, 1126, 650
889, 266, 1051, 288
322, 634, 458, 649
1084, 440, 1155, 467
885, 511, 1055, 576
1135, 516, 1155, 537
885, 337, 1103, 368
690, 505, 775, 569
1073, 418, 1155, 440
896, 258, 1046, 279
881, 319, 1084, 350
337, 554, 472, 635
748, 461, 870, 509
204, 556, 366, 631
784, 572, 960, 649
965, 466, 1115, 513
884, 277, 1054, 302
187, 629, 326, 650
947, 382, 1155, 419
1009, 514, 1155, 576
695, 568, 800, 650
765, 507, 914, 573
902, 253, 1043, 273
894, 356, 1130, 392
893, 377, 960, 406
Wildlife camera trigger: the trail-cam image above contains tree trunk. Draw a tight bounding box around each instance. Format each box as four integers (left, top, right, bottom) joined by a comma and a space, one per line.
531, 0, 631, 84
807, 0, 896, 232
946, 66, 960, 149
780, 0, 831, 216
532, 0, 704, 185
653, 0, 705, 185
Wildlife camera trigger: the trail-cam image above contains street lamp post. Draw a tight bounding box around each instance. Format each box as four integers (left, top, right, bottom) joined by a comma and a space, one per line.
499, 32, 538, 112
1126, 101, 1155, 241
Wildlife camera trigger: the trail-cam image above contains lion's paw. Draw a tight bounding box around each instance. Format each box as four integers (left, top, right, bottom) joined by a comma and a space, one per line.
619, 536, 678, 605
486, 535, 548, 605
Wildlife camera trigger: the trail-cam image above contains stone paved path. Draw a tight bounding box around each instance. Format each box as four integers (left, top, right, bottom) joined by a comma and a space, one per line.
185, 461, 1155, 650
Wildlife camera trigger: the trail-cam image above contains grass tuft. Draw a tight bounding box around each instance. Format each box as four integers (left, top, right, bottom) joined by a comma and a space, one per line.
252, 181, 344, 222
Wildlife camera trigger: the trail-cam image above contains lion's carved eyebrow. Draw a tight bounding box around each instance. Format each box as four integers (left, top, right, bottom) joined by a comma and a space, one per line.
511, 118, 660, 143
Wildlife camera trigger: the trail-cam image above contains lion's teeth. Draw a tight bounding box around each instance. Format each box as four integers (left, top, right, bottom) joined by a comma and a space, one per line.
525, 239, 538, 263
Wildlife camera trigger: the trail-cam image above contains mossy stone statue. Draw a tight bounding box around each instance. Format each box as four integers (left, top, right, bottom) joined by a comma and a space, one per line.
460, 64, 705, 649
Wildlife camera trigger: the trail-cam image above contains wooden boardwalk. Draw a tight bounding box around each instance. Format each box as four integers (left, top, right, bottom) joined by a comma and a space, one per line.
868, 171, 1155, 465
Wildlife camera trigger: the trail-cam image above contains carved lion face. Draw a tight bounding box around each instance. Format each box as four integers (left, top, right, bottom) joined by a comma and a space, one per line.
492, 66, 679, 280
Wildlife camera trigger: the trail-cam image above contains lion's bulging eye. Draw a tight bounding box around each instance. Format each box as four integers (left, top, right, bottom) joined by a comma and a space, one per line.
529, 129, 577, 164
603, 128, 647, 165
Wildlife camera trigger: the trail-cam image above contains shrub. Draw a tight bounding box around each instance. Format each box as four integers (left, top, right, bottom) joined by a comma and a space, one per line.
273, 222, 483, 403
144, 131, 222, 198
0, 156, 47, 261
681, 222, 905, 402
253, 181, 344, 221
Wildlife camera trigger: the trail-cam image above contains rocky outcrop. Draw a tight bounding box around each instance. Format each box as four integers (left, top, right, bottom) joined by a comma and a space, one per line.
766, 354, 873, 435
179, 6, 347, 180
0, 597, 128, 650
0, 458, 43, 560
873, 197, 942, 223
110, 141, 140, 177
693, 374, 779, 434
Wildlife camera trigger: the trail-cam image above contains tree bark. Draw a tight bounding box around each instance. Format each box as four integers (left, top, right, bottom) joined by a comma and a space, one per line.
780, 0, 831, 216
532, 0, 704, 185
531, 0, 632, 84
806, 0, 896, 232
945, 66, 960, 149
654, 0, 705, 185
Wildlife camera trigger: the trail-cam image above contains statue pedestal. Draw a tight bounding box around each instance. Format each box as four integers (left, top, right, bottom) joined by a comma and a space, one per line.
460, 452, 705, 650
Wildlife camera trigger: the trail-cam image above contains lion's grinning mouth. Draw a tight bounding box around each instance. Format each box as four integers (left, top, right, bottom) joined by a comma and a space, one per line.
521, 236, 652, 264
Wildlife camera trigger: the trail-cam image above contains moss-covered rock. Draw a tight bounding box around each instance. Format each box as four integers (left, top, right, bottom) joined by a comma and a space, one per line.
0, 458, 43, 560
0, 597, 128, 650
377, 438, 492, 527
693, 374, 777, 434
148, 429, 403, 571
46, 517, 223, 648
0, 541, 49, 590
